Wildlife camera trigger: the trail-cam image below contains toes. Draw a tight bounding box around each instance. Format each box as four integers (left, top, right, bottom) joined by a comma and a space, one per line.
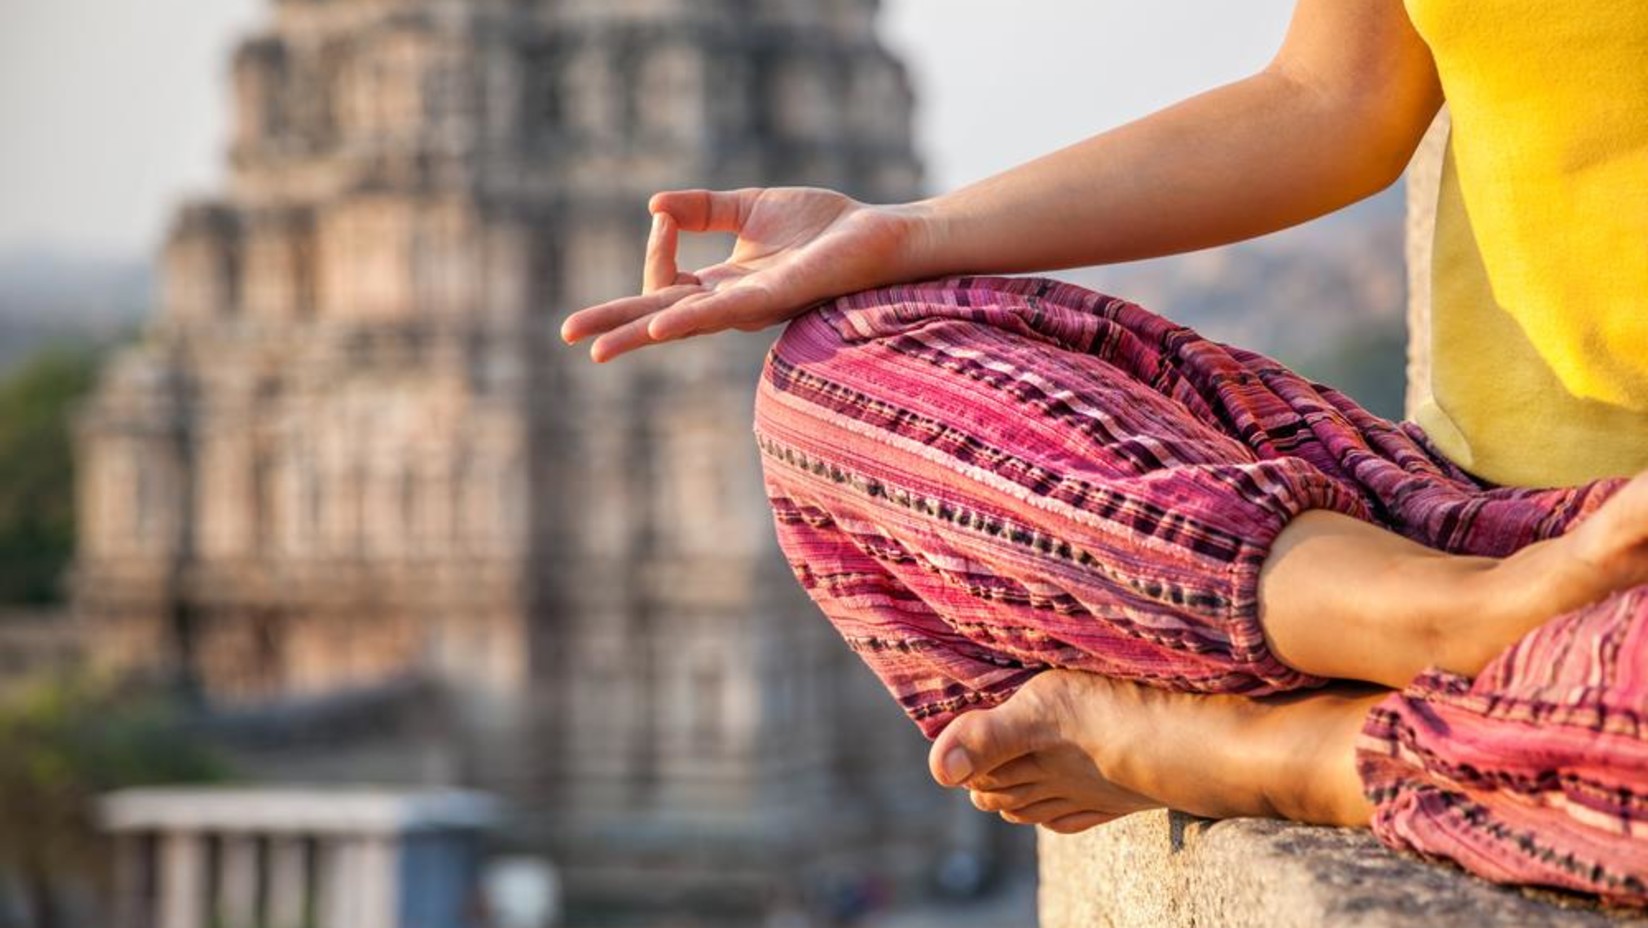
928, 690, 1053, 788
970, 791, 1124, 831
968, 781, 1047, 814
998, 798, 1079, 826
1042, 811, 1116, 834
966, 756, 1044, 792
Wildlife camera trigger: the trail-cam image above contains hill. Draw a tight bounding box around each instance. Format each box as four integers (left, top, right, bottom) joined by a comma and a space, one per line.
1064, 186, 1409, 419
0, 249, 151, 376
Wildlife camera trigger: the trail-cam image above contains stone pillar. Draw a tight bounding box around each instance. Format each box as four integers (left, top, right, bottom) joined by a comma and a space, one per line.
266, 836, 308, 928
357, 835, 400, 928
158, 831, 206, 928
315, 837, 361, 928
217, 834, 260, 928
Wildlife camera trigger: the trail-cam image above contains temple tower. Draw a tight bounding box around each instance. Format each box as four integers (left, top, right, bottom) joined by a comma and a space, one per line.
73, 0, 971, 920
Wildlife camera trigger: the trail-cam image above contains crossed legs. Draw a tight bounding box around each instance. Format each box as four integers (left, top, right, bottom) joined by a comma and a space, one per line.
754, 276, 1648, 901
935, 478, 1648, 833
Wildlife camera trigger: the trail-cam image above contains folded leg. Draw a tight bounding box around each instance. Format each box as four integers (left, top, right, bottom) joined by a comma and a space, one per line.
753, 274, 1647, 902
1360, 588, 1648, 904
755, 275, 1394, 734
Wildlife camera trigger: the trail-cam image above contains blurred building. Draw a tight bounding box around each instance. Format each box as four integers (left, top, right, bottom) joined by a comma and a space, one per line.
71, 0, 989, 922
100, 787, 497, 928
0, 609, 84, 698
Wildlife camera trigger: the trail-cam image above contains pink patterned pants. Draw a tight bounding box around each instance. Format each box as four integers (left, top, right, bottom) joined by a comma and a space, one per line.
751, 276, 1648, 905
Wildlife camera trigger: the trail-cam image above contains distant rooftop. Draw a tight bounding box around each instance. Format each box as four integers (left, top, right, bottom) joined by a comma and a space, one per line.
100, 786, 500, 835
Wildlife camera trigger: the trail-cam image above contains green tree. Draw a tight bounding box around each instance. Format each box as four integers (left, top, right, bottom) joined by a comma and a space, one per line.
0, 348, 101, 605
0, 673, 229, 928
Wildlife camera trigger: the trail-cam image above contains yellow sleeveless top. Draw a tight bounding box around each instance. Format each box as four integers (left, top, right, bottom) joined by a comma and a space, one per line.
1405, 0, 1648, 488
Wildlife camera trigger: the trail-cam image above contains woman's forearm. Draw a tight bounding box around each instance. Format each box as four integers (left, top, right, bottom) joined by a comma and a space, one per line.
904, 68, 1435, 279
897, 0, 1444, 280
568, 0, 1443, 359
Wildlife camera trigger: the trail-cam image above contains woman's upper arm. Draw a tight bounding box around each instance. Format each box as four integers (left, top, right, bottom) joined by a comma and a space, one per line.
1266, 0, 1445, 182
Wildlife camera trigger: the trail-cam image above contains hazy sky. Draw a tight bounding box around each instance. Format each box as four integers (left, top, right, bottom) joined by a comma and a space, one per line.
0, 0, 1295, 259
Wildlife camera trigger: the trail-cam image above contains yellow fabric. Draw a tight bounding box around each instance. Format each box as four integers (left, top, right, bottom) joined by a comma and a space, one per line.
1404, 0, 1648, 488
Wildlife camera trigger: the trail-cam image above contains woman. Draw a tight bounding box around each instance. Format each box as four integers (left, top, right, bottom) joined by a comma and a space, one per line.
562, 0, 1648, 904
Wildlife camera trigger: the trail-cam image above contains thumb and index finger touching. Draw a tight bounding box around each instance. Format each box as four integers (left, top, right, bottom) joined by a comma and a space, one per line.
562, 188, 762, 354
644, 188, 757, 294
649, 188, 758, 235
640, 188, 773, 340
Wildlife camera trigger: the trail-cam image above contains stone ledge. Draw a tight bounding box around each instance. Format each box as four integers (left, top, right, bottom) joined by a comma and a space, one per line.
1039, 810, 1648, 927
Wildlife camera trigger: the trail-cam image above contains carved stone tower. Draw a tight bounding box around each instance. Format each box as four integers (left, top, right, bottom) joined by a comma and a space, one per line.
73, 0, 971, 920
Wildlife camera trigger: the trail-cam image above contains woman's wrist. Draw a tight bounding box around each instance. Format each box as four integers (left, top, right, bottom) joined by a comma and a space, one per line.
891, 187, 1041, 281
879, 197, 956, 284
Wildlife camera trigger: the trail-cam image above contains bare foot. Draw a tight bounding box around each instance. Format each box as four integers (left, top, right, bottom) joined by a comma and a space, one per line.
915, 477, 1648, 835
927, 670, 1381, 833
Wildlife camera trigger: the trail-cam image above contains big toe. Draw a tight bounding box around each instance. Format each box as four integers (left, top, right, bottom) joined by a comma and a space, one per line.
929, 689, 1052, 788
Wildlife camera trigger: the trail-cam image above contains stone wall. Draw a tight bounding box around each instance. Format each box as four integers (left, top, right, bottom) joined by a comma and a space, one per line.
1039, 811, 1645, 927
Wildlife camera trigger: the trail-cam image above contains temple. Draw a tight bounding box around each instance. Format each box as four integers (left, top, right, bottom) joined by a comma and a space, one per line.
71, 0, 983, 919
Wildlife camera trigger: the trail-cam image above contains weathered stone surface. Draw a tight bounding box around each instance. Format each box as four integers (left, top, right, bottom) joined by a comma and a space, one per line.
1039, 810, 1648, 927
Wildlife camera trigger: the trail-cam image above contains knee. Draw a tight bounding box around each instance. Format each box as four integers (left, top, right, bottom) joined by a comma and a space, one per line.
754, 311, 822, 426
752, 310, 834, 506
751, 275, 1094, 462
754, 278, 1007, 396
778, 276, 1113, 366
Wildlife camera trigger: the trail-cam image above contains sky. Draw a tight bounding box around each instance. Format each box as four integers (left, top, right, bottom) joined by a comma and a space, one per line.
0, 0, 1296, 260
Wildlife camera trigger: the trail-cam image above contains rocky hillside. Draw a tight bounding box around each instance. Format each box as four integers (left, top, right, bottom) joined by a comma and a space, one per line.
0, 250, 150, 376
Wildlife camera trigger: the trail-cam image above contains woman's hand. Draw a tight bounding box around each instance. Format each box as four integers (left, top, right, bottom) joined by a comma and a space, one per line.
560, 187, 931, 362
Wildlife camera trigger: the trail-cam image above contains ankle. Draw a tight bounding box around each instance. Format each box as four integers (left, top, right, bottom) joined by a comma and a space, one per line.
1078, 684, 1271, 821
1159, 695, 1298, 821
1251, 690, 1379, 827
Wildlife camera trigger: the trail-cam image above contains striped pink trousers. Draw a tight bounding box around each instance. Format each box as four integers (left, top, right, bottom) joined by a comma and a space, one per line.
751, 276, 1648, 905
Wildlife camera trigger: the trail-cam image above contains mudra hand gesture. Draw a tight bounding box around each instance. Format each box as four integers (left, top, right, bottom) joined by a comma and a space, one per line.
560, 187, 926, 362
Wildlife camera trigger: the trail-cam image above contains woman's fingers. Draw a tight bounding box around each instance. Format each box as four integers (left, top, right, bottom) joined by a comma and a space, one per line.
563, 275, 760, 360
561, 283, 702, 344
649, 189, 756, 234
589, 281, 780, 362
642, 212, 680, 294
690, 262, 745, 289
589, 299, 715, 362
566, 189, 777, 358
589, 312, 667, 363
646, 281, 773, 341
